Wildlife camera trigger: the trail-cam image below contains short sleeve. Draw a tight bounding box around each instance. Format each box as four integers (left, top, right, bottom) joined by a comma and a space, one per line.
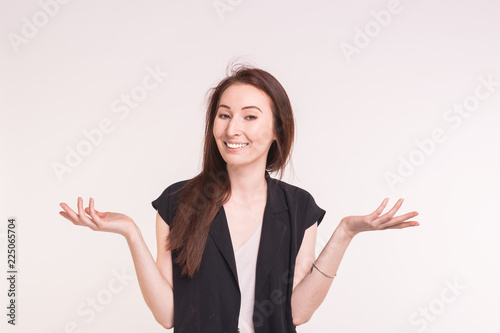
151, 186, 171, 226
305, 192, 326, 229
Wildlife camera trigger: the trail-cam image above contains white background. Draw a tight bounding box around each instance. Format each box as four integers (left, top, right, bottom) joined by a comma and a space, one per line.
1, 0, 499, 332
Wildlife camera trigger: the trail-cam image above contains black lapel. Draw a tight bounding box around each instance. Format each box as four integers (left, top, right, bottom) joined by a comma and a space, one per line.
208, 171, 289, 293
209, 206, 239, 285
255, 172, 289, 296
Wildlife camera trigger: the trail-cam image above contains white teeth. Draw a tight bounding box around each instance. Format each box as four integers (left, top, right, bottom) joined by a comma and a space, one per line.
226, 142, 248, 148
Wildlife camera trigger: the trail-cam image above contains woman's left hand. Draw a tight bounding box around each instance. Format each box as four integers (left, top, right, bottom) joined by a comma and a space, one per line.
340, 198, 419, 239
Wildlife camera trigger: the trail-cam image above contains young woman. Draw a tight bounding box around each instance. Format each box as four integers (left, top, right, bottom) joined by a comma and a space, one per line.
59, 65, 419, 333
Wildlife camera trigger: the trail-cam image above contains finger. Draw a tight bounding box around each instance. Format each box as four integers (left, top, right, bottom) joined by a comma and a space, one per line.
377, 198, 404, 223
59, 202, 83, 225
370, 198, 389, 217
59, 211, 74, 223
77, 197, 98, 230
85, 200, 106, 217
382, 220, 420, 230
387, 198, 404, 216
380, 211, 419, 228
87, 197, 102, 222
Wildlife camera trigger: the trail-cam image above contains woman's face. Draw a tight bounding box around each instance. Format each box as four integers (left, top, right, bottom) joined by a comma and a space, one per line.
213, 83, 277, 171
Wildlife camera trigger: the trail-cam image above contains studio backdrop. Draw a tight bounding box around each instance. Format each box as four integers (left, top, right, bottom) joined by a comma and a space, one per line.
1, 0, 499, 332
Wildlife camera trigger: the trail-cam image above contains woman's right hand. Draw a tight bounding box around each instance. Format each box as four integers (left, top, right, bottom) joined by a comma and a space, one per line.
59, 197, 136, 237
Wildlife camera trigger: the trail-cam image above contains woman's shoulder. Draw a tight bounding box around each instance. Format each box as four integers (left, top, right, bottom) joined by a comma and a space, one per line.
270, 176, 326, 227
154, 178, 190, 203
166, 178, 190, 192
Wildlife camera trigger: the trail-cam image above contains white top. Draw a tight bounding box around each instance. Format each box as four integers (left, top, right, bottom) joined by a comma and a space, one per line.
234, 220, 264, 333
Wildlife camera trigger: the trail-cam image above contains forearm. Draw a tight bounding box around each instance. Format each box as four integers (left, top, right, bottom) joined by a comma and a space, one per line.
291, 220, 353, 325
124, 224, 174, 329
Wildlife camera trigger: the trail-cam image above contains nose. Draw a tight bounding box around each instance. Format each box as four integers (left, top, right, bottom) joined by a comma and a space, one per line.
226, 116, 242, 136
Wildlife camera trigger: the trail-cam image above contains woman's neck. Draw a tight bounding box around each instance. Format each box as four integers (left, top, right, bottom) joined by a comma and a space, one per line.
226, 165, 267, 203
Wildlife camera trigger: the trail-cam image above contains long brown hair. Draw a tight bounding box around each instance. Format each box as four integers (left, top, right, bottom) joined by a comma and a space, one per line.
167, 64, 295, 278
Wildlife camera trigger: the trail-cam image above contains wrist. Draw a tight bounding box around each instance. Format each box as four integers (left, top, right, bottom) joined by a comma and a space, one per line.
338, 219, 356, 241
123, 221, 140, 241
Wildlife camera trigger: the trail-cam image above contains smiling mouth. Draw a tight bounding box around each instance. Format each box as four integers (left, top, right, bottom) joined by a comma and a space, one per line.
224, 142, 249, 149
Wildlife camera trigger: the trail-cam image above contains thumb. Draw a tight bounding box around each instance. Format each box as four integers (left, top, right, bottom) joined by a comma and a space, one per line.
85, 206, 106, 217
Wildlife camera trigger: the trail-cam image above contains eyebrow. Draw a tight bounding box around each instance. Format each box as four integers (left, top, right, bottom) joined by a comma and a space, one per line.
218, 104, 262, 113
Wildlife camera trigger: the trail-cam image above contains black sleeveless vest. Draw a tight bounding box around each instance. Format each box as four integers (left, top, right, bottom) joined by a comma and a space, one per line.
152, 171, 326, 332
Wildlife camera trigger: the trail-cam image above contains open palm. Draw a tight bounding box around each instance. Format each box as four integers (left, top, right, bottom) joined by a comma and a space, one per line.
342, 198, 419, 238
59, 197, 135, 237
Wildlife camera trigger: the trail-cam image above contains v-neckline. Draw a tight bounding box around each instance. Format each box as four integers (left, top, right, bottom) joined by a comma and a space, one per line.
234, 220, 263, 254
221, 202, 267, 254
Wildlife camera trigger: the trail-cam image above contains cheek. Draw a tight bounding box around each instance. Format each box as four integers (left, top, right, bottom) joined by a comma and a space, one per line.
259, 129, 273, 142
213, 121, 222, 137
255, 122, 274, 142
